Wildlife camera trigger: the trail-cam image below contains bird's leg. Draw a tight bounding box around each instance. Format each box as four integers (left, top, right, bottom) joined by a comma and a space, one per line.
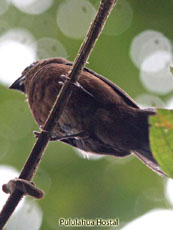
33, 130, 89, 141
59, 74, 95, 99
33, 131, 60, 141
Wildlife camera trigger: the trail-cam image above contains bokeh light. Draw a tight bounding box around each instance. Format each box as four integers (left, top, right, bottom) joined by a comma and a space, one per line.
35, 37, 67, 60
56, 0, 96, 39
166, 97, 173, 109
0, 165, 23, 210
103, 0, 133, 36
130, 30, 172, 71
6, 200, 43, 230
135, 94, 165, 108
122, 209, 173, 230
0, 166, 42, 229
141, 51, 171, 73
166, 179, 173, 205
130, 30, 173, 94
9, 0, 53, 15
0, 28, 36, 85
140, 67, 173, 95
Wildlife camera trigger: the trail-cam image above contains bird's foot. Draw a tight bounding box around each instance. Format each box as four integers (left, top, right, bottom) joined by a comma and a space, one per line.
33, 130, 89, 141
59, 74, 95, 98
33, 130, 60, 141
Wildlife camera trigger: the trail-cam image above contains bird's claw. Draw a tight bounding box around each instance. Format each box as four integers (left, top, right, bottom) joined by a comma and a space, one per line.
58, 74, 95, 99
33, 131, 40, 139
33, 130, 89, 141
72, 81, 95, 98
33, 130, 60, 141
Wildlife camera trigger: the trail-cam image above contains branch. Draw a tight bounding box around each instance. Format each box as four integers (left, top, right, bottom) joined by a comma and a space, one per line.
0, 0, 117, 228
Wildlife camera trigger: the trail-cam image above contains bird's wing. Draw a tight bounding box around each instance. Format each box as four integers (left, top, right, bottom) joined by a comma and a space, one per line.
65, 62, 139, 109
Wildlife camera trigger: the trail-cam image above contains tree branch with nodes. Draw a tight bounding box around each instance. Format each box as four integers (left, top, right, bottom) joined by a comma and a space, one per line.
0, 0, 118, 228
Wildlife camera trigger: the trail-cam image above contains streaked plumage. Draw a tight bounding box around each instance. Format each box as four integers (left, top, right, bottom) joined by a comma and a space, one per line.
9, 57, 165, 176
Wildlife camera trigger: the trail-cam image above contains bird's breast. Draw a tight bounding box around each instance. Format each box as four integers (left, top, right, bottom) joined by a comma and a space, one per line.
28, 80, 97, 137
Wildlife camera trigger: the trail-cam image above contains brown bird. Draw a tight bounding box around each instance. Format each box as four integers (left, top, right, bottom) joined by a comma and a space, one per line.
9, 57, 165, 175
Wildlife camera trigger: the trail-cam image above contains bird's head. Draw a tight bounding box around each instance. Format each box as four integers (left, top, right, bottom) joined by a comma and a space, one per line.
9, 61, 38, 93
9, 57, 69, 94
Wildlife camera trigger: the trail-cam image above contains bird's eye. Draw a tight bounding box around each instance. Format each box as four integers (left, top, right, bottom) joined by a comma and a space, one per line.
24, 62, 36, 72
30, 63, 35, 67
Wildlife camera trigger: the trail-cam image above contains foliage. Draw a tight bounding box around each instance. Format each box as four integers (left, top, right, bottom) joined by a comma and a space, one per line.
150, 109, 173, 177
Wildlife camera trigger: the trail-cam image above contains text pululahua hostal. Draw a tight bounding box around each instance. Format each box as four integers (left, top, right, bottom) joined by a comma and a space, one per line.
59, 218, 119, 227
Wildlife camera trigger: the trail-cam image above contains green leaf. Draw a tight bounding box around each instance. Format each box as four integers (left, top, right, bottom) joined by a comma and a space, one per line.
150, 109, 173, 177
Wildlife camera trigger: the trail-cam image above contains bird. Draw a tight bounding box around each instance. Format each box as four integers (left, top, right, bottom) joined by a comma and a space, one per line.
9, 57, 165, 176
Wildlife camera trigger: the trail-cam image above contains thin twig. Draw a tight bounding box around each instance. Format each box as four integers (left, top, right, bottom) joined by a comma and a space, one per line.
0, 0, 117, 228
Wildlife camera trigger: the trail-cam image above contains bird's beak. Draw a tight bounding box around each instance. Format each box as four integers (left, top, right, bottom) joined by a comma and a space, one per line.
9, 75, 25, 93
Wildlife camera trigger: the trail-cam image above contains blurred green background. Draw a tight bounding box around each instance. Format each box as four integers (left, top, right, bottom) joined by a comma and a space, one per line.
0, 0, 173, 229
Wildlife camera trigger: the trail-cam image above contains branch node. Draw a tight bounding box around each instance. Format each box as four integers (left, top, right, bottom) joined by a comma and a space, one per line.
2, 178, 44, 199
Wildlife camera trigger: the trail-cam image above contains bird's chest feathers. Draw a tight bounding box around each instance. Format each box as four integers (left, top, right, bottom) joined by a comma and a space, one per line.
29, 94, 92, 136
58, 106, 89, 135
28, 77, 97, 136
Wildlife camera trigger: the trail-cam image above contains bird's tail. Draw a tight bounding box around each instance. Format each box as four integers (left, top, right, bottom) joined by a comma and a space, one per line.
134, 107, 166, 176
133, 150, 166, 176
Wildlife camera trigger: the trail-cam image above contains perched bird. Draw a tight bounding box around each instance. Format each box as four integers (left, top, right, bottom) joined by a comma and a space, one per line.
9, 57, 164, 175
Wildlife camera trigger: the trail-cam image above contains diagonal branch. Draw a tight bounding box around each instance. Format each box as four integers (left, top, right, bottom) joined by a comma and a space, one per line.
0, 0, 117, 228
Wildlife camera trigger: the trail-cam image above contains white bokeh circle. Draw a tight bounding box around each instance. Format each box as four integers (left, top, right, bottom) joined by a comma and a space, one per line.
0, 28, 36, 85
166, 97, 173, 109
135, 94, 165, 108
122, 209, 173, 230
130, 30, 173, 95
140, 66, 173, 95
166, 179, 173, 205
57, 0, 96, 39
0, 165, 23, 211
8, 0, 53, 15
6, 200, 43, 230
130, 30, 172, 72
103, 0, 133, 36
35, 37, 67, 60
